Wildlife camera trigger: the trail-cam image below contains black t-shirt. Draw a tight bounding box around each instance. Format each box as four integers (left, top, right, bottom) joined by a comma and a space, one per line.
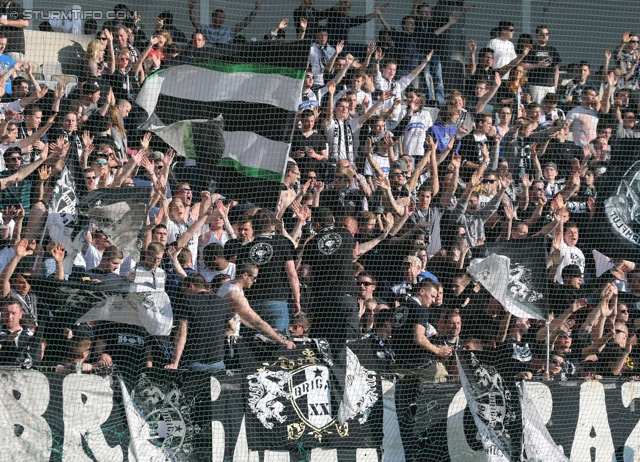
104, 69, 140, 102
522, 44, 561, 87
174, 292, 229, 365
303, 225, 358, 297
238, 233, 295, 303
290, 130, 328, 176
597, 343, 630, 377
459, 133, 495, 184
392, 297, 433, 366
495, 337, 533, 377
223, 238, 244, 261
0, 1, 25, 54
548, 282, 583, 316
545, 139, 581, 179
320, 188, 364, 218
94, 321, 146, 373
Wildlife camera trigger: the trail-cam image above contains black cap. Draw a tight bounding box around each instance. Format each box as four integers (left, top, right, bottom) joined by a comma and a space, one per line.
83, 79, 101, 94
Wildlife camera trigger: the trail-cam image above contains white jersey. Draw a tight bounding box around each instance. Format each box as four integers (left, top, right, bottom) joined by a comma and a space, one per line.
487, 38, 517, 79
398, 107, 433, 157
556, 241, 585, 284
374, 71, 415, 121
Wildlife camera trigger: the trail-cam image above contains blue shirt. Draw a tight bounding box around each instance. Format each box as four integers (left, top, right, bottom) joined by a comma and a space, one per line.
0, 54, 14, 94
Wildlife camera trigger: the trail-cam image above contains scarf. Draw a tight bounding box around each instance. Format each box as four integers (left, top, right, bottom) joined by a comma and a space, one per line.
331, 117, 354, 164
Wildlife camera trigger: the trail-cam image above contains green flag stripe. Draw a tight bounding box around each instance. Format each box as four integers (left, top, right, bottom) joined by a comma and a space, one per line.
190, 61, 306, 80
218, 157, 284, 183
182, 122, 197, 159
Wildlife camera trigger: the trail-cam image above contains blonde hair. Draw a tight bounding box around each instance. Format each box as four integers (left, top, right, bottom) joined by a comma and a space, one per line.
107, 104, 126, 137
116, 48, 132, 71
85, 39, 105, 61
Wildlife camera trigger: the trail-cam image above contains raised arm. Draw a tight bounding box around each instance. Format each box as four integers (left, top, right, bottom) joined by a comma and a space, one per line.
0, 143, 50, 190
497, 43, 531, 77
466, 40, 477, 76
433, 5, 475, 36
440, 155, 461, 208
406, 135, 435, 193
0, 239, 31, 297
357, 89, 392, 126
176, 204, 212, 248
234, 1, 261, 34
188, 0, 201, 30
475, 72, 501, 113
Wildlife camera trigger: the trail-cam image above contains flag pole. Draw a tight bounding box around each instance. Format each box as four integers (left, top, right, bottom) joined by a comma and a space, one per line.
32, 213, 51, 272
545, 318, 550, 373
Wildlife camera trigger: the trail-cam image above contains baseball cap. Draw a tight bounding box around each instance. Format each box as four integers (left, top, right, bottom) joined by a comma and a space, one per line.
83, 79, 101, 94
544, 162, 558, 171
391, 159, 408, 173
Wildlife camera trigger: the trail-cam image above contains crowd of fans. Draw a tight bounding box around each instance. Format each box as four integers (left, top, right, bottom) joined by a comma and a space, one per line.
0, 0, 637, 396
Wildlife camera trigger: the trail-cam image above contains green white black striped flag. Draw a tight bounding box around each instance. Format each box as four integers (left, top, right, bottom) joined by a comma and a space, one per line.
137, 41, 310, 205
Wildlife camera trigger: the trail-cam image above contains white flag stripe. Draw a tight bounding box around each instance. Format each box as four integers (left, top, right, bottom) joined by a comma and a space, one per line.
151, 65, 302, 111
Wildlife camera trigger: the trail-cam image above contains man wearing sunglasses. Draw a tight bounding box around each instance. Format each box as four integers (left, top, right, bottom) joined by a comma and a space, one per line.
522, 25, 561, 104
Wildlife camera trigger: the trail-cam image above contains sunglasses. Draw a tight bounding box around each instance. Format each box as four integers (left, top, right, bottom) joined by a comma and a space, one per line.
619, 309, 628, 313
558, 332, 571, 338
248, 274, 258, 282
390, 173, 405, 177
94, 159, 108, 165
179, 189, 192, 193
99, 37, 108, 41
630, 40, 639, 43
308, 176, 317, 180
358, 281, 374, 287
550, 359, 564, 366
507, 28, 515, 32
484, 179, 498, 184
85, 176, 96, 180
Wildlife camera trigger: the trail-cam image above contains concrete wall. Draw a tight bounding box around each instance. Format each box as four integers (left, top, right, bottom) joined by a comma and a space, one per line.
26, 0, 639, 73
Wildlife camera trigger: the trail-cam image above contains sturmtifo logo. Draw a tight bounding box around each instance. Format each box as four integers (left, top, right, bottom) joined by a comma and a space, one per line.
605, 160, 640, 246
132, 373, 198, 458
317, 232, 342, 255
247, 348, 377, 442
250, 241, 274, 265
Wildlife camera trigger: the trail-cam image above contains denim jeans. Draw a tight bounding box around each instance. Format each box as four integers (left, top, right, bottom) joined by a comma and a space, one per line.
424, 54, 445, 106
188, 360, 226, 373
252, 299, 290, 331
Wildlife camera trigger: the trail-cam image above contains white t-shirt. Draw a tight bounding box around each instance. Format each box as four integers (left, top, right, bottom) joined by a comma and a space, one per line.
200, 261, 236, 284
487, 38, 517, 79
566, 106, 599, 147
556, 241, 585, 284
167, 219, 201, 270
374, 71, 415, 120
